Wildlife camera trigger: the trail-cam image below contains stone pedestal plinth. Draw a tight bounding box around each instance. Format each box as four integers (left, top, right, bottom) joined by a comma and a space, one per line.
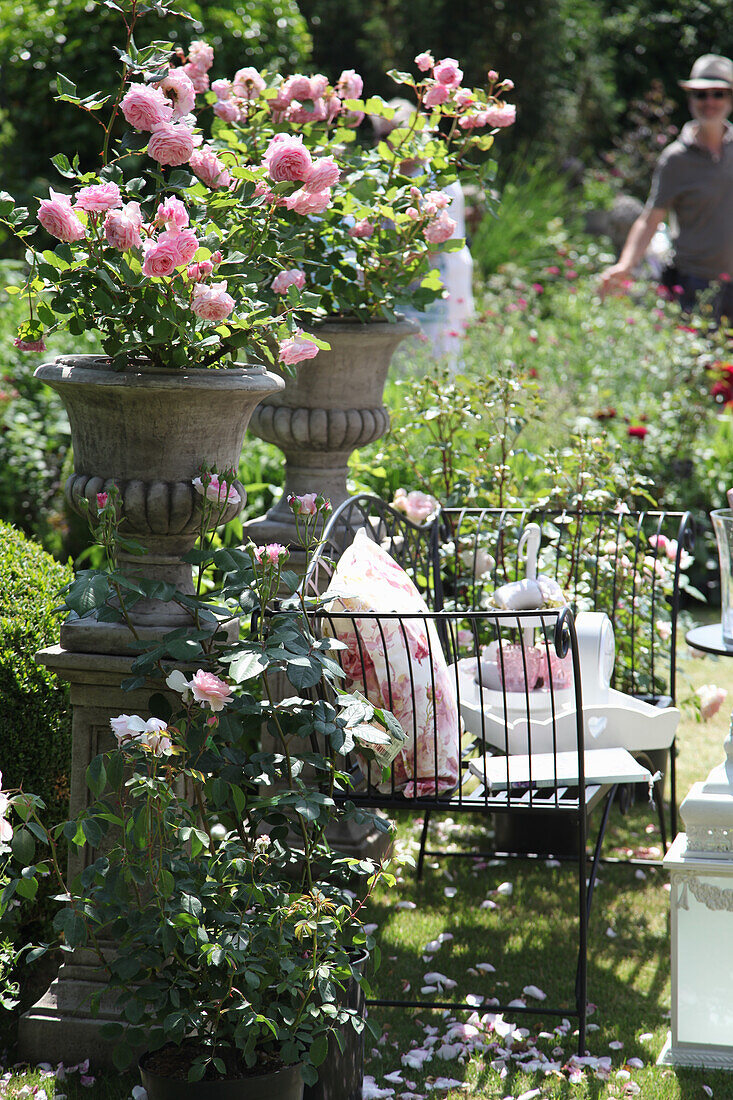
18, 645, 177, 1069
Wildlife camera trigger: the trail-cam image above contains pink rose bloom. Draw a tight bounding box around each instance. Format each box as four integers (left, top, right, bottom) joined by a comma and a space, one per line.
289, 98, 327, 124
484, 103, 516, 128
279, 332, 319, 365
336, 69, 363, 99
38, 189, 86, 243
454, 88, 475, 109
13, 337, 46, 352
425, 189, 448, 210
434, 57, 463, 87
193, 472, 241, 505
424, 211, 456, 244
341, 108, 364, 128
212, 78, 233, 100
423, 83, 450, 108
191, 281, 236, 323
141, 238, 181, 277
187, 40, 214, 72
187, 260, 214, 281
283, 74, 313, 103
272, 268, 306, 294
142, 717, 172, 756
233, 66, 266, 100
156, 196, 189, 229
183, 62, 209, 94
96, 492, 109, 509
303, 156, 340, 192
190, 669, 232, 712
75, 182, 122, 214
253, 543, 289, 566
263, 134, 312, 182
392, 488, 439, 524
459, 111, 487, 130
104, 201, 143, 251
158, 68, 196, 117
148, 122, 195, 166
697, 683, 727, 721
121, 83, 173, 131
159, 227, 199, 266
189, 145, 230, 189
348, 219, 375, 239
214, 99, 240, 123
284, 187, 331, 216
415, 51, 434, 72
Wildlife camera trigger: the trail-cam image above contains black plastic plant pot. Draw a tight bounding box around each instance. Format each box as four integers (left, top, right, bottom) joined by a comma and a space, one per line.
303, 949, 369, 1100
139, 1047, 304, 1100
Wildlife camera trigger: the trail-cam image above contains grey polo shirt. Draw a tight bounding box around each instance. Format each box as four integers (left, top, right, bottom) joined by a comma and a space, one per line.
646, 120, 733, 280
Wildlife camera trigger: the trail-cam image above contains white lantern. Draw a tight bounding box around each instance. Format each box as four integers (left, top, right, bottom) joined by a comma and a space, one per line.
659, 723, 733, 1069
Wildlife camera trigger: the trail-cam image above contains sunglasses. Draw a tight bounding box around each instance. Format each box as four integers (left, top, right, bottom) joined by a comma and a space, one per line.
692, 88, 730, 100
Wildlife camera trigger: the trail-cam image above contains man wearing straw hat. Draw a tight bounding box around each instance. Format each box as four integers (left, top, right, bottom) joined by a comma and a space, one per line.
600, 54, 733, 320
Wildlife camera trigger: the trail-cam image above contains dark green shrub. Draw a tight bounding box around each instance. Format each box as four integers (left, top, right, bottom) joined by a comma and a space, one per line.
0, 521, 72, 826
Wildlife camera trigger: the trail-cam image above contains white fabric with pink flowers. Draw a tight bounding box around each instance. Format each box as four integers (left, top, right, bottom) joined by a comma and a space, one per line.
323, 529, 460, 797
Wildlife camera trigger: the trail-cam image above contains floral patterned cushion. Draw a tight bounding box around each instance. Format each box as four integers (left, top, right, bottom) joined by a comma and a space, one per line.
323, 529, 460, 797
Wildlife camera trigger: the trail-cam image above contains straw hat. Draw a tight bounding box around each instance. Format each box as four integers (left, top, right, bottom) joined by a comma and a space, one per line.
679, 54, 733, 91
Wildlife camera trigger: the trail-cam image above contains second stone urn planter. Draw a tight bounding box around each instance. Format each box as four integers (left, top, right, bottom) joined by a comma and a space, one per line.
35, 354, 283, 649
243, 317, 417, 547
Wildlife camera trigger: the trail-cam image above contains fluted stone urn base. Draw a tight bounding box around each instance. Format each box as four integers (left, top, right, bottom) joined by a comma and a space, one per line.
36, 355, 283, 650
243, 318, 417, 549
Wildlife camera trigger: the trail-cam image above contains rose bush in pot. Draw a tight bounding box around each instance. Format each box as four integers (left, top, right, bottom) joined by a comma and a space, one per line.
0, 489, 399, 1088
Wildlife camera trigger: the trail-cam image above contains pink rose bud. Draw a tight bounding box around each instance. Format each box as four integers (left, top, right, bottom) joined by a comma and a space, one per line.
271, 268, 306, 294
191, 281, 236, 323
348, 219, 375, 239
233, 66, 266, 100
156, 196, 189, 229
423, 83, 450, 108
104, 201, 143, 251
484, 103, 516, 128
501, 78, 514, 91
423, 211, 457, 244
189, 146, 231, 189
303, 156, 341, 192
336, 69, 363, 99
147, 122, 195, 167
192, 472, 241, 506
96, 492, 109, 509
433, 57, 463, 87
187, 40, 214, 72
38, 188, 86, 243
415, 51, 434, 72
278, 332, 319, 365
158, 68, 196, 117
487, 69, 498, 82
120, 83, 174, 131
263, 134, 312, 182
253, 542, 289, 566
190, 669, 232, 712
210, 250, 223, 265
187, 260, 214, 281
291, 492, 318, 515
13, 337, 46, 352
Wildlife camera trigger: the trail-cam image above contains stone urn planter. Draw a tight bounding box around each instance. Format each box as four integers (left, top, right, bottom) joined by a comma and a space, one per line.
243, 317, 417, 547
35, 354, 283, 648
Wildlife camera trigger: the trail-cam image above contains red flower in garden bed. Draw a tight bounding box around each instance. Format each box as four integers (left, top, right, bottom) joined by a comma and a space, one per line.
627, 425, 648, 438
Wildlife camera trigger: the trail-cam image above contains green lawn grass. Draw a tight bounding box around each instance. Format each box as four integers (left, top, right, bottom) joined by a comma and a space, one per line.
4, 627, 733, 1099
